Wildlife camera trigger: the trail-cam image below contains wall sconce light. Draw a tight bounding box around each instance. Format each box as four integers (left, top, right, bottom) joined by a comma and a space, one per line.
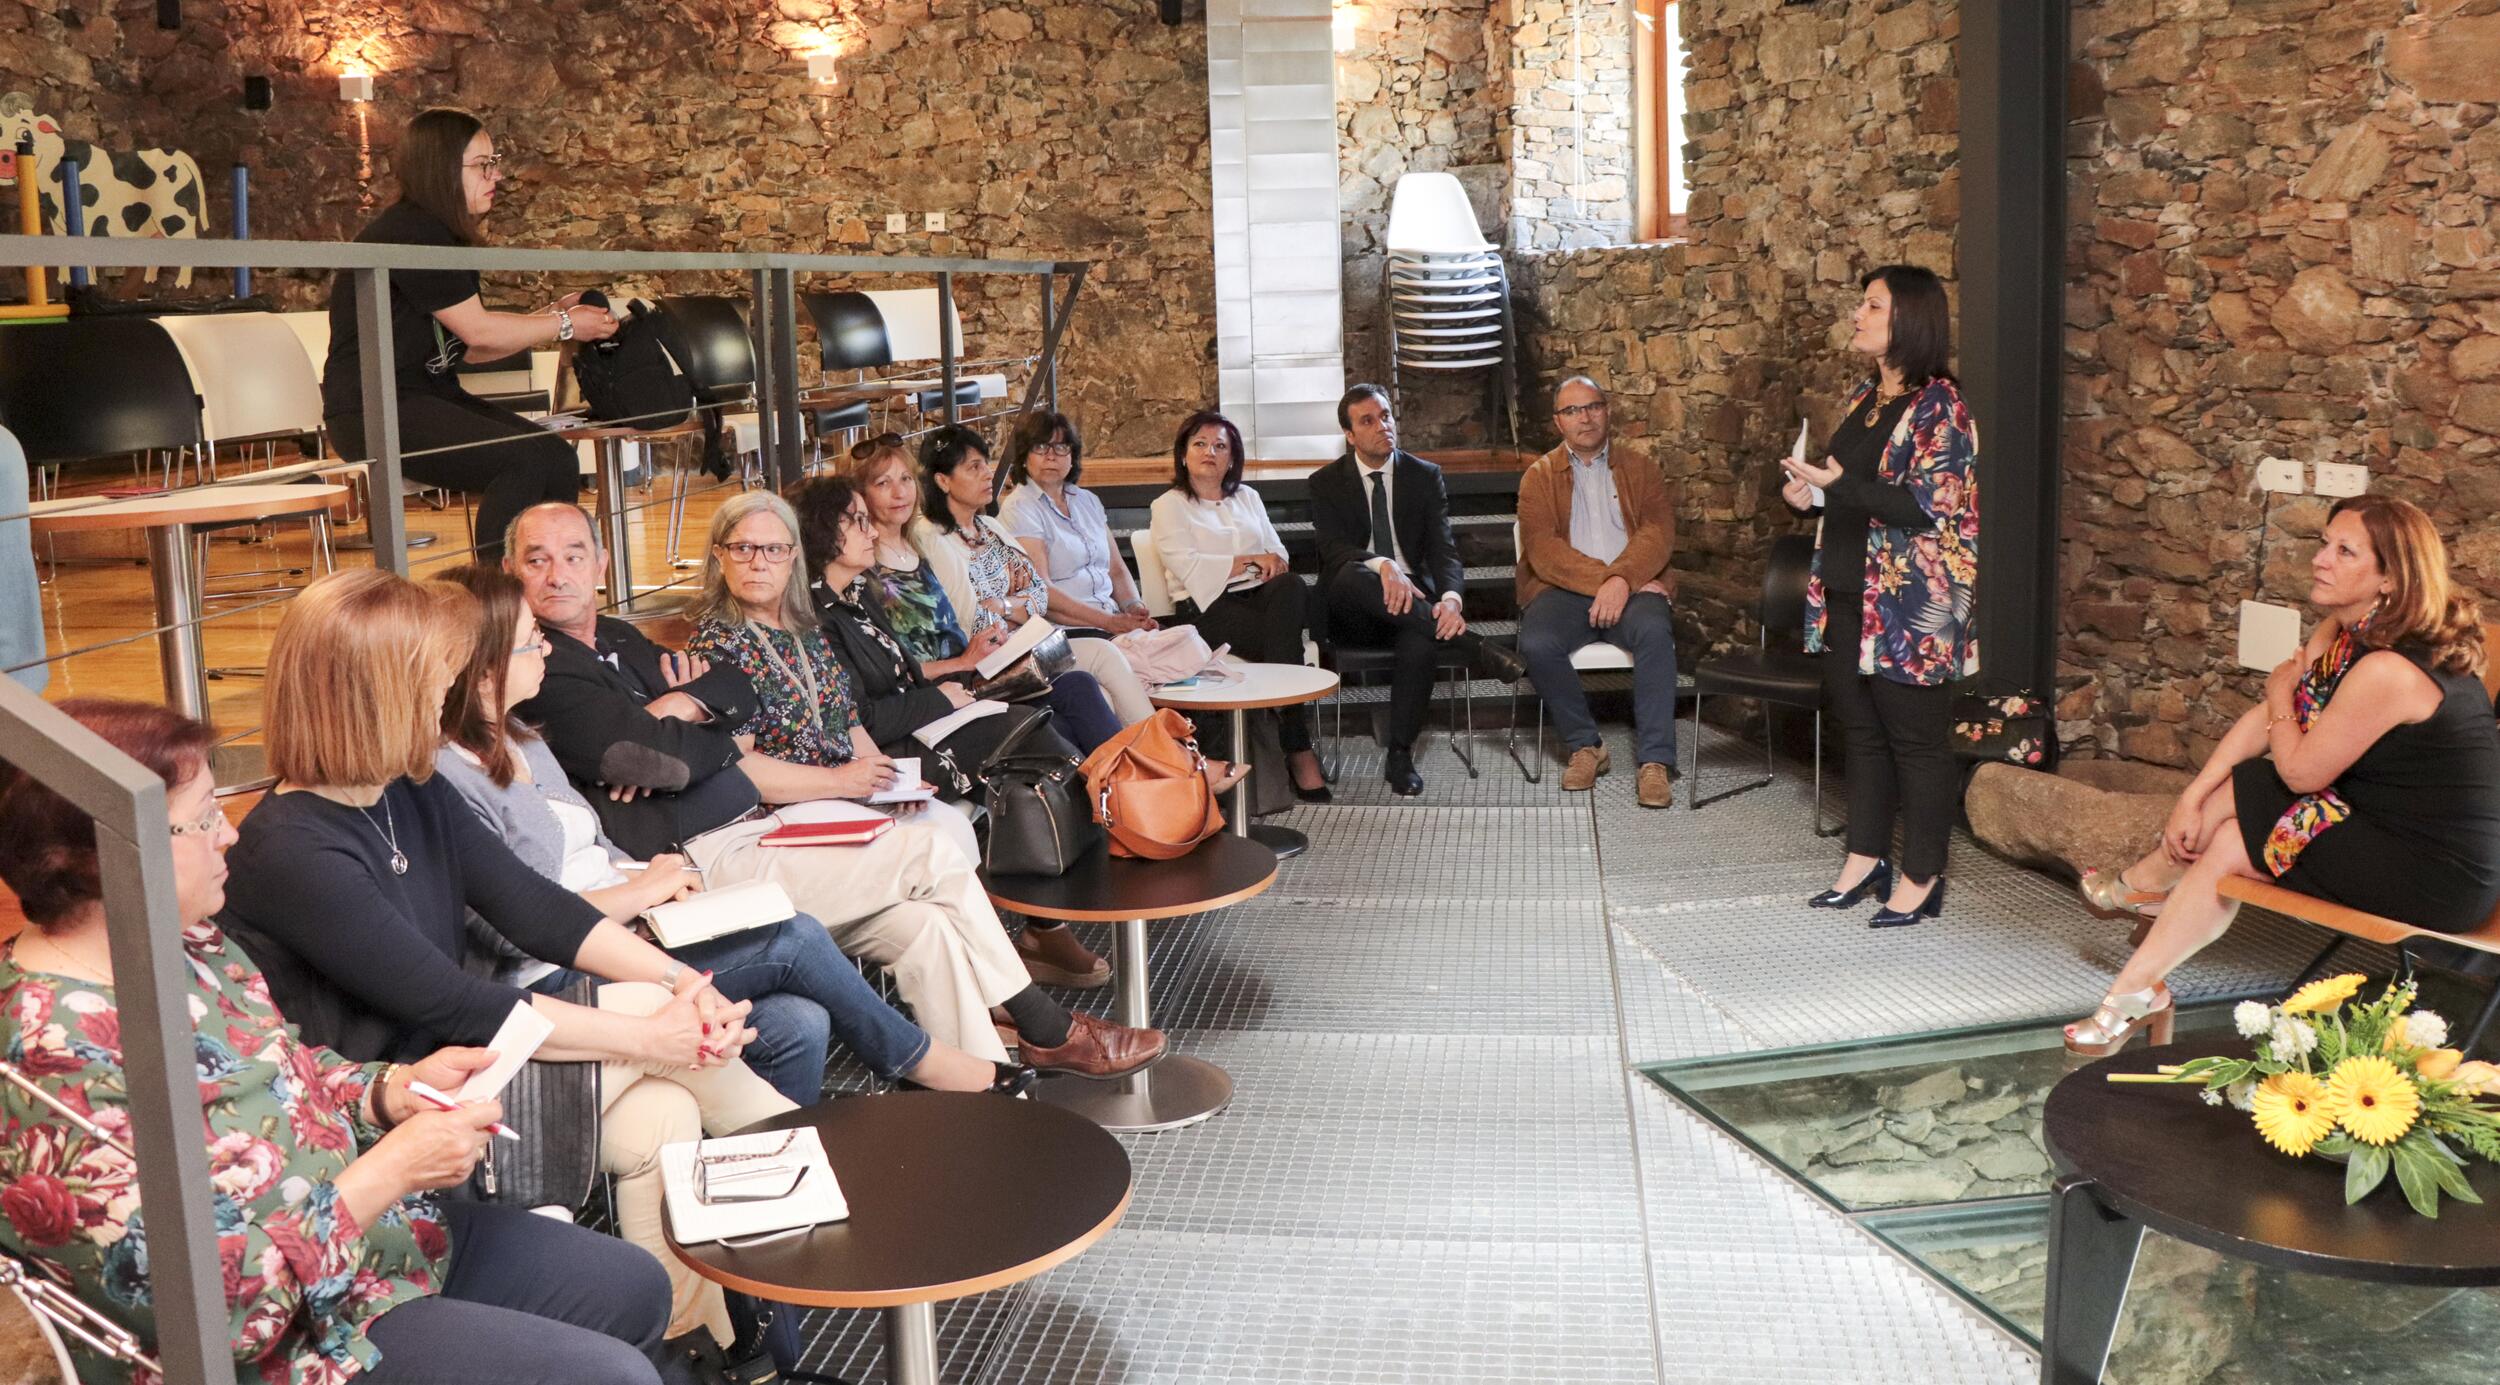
1332, 2, 1362, 53
339, 71, 374, 102
807, 53, 838, 85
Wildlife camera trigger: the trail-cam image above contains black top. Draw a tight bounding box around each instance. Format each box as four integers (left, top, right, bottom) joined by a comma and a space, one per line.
809, 574, 963, 743
2322, 645, 2500, 902
667, 1093, 1131, 1306
215, 778, 603, 1064
1307, 450, 1465, 598
1817, 390, 1924, 603
321, 201, 482, 419
514, 616, 766, 862
2046, 1037, 2500, 1285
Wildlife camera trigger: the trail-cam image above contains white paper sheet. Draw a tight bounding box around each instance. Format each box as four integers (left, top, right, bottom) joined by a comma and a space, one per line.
454, 1000, 555, 1104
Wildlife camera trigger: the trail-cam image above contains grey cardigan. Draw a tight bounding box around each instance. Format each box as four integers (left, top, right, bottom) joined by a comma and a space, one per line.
433, 737, 625, 982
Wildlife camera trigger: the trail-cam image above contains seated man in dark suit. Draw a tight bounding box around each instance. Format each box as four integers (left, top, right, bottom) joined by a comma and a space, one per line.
498, 501, 1163, 1078
1309, 384, 1525, 796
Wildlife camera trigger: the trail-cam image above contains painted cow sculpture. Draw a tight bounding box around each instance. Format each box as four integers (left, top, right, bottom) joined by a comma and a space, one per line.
0, 92, 207, 287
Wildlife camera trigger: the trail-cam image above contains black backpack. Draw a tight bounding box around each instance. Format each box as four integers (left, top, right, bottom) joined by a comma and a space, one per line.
570, 293, 696, 431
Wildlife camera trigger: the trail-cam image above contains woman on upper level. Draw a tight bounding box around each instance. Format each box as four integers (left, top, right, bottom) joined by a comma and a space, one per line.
2064, 494, 2500, 1055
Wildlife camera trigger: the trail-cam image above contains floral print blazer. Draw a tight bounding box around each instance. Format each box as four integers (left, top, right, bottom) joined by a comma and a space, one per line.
1803, 375, 1981, 686
0, 922, 447, 1384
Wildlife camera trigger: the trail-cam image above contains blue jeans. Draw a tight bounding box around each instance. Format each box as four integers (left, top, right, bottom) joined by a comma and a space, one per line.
530, 914, 931, 1103
1043, 669, 1123, 752
1518, 588, 1679, 767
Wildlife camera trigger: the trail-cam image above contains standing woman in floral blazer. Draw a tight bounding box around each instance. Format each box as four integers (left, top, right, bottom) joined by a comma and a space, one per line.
1781, 264, 1979, 929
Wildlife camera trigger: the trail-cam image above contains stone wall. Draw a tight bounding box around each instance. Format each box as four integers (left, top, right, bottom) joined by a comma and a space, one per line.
1513, 0, 1958, 646
2060, 0, 2500, 766
3, 0, 1216, 457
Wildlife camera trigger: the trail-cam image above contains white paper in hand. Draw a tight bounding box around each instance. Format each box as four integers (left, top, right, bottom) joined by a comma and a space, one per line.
867, 756, 936, 804
1791, 417, 1825, 507
455, 1000, 556, 1103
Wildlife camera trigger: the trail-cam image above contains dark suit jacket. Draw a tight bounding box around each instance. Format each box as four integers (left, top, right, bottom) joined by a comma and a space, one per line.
1309, 449, 1465, 601
513, 615, 765, 861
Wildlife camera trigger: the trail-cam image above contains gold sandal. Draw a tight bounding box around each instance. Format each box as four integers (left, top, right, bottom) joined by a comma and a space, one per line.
2080, 868, 2169, 919
2063, 983, 2175, 1058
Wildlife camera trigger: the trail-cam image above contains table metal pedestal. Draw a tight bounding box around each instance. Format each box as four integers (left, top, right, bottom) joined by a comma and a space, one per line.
1032, 917, 1233, 1132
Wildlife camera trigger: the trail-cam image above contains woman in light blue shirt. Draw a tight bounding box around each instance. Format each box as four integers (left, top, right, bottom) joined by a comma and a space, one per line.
997, 410, 1157, 636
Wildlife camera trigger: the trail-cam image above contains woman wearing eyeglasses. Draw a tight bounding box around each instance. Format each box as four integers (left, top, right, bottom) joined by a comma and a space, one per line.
681, 490, 1167, 1077
997, 412, 1162, 719
322, 108, 619, 562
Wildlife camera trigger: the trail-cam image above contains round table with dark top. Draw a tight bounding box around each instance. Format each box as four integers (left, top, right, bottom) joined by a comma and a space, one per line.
667, 1092, 1131, 1385
2039, 1036, 2500, 1383
984, 832, 1278, 1133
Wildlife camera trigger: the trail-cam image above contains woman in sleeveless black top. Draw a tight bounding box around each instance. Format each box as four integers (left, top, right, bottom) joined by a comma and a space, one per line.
2065, 495, 2500, 1056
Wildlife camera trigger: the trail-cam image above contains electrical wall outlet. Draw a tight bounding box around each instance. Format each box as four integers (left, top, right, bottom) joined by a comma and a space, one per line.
885, 213, 909, 234
2314, 461, 2368, 498
924, 211, 947, 232
2238, 600, 2303, 670
2256, 456, 2305, 494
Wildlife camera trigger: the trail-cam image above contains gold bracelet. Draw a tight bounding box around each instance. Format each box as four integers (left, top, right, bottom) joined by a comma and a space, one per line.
2266, 712, 2296, 730
372, 1064, 405, 1132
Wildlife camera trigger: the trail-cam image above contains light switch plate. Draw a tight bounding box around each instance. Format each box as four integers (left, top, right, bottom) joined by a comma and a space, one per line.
924, 211, 947, 232
2238, 600, 2303, 671
885, 213, 909, 234
2256, 457, 2305, 494
2314, 461, 2368, 498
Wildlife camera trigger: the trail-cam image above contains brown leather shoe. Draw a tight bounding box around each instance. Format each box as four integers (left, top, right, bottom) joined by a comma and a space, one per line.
1015, 924, 1112, 989
1561, 745, 1610, 791
1018, 1011, 1167, 1079
1637, 761, 1674, 808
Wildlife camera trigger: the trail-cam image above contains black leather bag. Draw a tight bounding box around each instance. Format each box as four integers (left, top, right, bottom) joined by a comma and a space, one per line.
469, 977, 602, 1211
979, 709, 1101, 876
570, 293, 696, 430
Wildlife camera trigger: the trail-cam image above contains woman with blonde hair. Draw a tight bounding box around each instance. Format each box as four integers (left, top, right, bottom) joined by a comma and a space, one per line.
2065, 494, 2500, 1055
682, 491, 1168, 1078
215, 569, 798, 1365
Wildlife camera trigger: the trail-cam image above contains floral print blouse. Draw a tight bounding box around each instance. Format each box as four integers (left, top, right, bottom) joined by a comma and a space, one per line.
686, 618, 862, 769
1803, 376, 1981, 686
0, 921, 446, 1385
864, 561, 969, 665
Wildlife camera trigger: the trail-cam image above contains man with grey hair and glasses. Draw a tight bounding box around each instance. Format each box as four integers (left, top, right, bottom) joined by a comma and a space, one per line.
1514, 376, 1681, 806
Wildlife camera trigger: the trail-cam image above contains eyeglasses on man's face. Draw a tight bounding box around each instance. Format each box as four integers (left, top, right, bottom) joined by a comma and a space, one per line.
1555, 401, 1607, 421
719, 541, 797, 566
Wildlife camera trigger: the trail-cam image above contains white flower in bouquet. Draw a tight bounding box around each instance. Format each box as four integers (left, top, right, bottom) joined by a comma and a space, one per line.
2201, 1089, 2224, 1106
2269, 1016, 2319, 1060
2234, 1001, 2272, 1038
2226, 1080, 2256, 1111
2402, 1010, 2450, 1051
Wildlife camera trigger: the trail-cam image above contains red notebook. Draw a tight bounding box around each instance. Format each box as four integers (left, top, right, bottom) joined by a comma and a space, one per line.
758, 800, 893, 848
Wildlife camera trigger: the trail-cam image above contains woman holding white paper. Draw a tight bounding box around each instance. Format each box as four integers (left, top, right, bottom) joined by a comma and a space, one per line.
431, 562, 1034, 1103
0, 697, 674, 1385
215, 569, 802, 1361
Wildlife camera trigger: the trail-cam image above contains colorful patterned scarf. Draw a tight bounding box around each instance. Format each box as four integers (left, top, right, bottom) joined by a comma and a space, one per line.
2259, 618, 2367, 875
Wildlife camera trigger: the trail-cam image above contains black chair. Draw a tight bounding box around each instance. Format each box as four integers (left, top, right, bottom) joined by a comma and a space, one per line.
1321, 643, 1478, 781
656, 297, 761, 563
0, 317, 203, 483
1686, 533, 1836, 833
799, 290, 892, 372
912, 381, 983, 415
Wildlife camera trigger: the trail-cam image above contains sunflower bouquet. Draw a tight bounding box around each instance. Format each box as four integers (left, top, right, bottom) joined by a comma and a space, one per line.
2109, 973, 2500, 1218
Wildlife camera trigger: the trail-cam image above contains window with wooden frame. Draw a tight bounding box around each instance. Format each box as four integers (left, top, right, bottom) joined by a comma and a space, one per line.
1634, 0, 1689, 241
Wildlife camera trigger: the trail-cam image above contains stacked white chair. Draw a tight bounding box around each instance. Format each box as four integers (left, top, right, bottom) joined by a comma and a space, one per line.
1382, 172, 1521, 448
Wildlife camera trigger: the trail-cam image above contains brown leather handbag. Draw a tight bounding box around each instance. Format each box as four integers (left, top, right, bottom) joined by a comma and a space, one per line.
1079, 708, 1226, 859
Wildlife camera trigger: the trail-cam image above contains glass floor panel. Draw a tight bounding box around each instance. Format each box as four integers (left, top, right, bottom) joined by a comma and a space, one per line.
1864, 1200, 2500, 1382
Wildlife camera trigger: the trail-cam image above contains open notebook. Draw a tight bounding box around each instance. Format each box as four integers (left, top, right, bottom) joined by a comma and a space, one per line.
643, 879, 797, 949
661, 1127, 849, 1244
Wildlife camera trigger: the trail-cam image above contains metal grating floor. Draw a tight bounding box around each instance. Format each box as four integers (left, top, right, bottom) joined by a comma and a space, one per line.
795, 720, 2341, 1383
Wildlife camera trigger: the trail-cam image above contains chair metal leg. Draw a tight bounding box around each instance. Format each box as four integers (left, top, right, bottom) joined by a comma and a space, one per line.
1687, 689, 1778, 812
1812, 710, 1841, 838
1446, 662, 1477, 778
2289, 937, 2347, 991
2461, 982, 2500, 1058
1506, 687, 1544, 784
1685, 690, 1702, 809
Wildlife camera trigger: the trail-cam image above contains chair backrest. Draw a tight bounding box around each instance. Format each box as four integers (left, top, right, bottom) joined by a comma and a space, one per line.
0, 317, 202, 464
276, 312, 330, 382
1131, 530, 1175, 617
1760, 533, 1818, 650
660, 296, 756, 402
860, 288, 963, 365
152, 312, 325, 444
1385, 172, 1496, 255
800, 290, 891, 371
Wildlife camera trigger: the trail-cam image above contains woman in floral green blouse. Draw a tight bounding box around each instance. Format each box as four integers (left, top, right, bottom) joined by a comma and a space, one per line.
0, 699, 669, 1385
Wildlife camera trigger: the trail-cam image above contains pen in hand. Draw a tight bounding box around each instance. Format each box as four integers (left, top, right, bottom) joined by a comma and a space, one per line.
405, 1079, 520, 1141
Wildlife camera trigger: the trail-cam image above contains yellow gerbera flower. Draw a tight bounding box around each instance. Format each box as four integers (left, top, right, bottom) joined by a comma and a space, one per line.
2249, 1072, 2338, 1157
2281, 973, 2367, 1015
2328, 1055, 2422, 1147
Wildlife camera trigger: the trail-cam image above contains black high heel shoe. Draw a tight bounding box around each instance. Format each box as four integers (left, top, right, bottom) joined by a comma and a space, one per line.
895, 1061, 1038, 1097
1869, 875, 1946, 929
1806, 860, 1892, 909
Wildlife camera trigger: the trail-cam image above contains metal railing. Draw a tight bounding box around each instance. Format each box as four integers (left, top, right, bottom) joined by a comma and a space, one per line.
0, 231, 1090, 1383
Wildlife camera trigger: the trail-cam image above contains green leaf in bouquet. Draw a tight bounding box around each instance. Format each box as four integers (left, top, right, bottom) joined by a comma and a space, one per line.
2345, 1143, 2391, 1205
2392, 1138, 2445, 1218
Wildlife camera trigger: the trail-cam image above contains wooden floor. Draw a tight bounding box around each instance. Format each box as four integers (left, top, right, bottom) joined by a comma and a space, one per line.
34, 455, 746, 738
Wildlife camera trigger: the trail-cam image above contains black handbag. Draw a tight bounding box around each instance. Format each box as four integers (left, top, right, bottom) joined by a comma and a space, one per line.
1950, 683, 2053, 767
469, 977, 602, 1211
979, 709, 1101, 876
570, 293, 696, 431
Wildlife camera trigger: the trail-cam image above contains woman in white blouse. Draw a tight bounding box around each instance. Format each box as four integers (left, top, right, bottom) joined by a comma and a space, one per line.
910, 424, 1156, 723
1147, 409, 1329, 800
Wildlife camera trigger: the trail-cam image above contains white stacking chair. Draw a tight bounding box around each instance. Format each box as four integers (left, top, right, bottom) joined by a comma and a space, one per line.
1129, 530, 1317, 665
1381, 173, 1520, 448
150, 313, 339, 601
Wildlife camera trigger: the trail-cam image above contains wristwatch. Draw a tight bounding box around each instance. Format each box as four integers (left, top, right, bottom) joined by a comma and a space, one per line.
553, 305, 576, 343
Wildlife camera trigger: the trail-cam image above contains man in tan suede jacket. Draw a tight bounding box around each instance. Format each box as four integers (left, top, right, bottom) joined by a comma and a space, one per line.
1515, 376, 1680, 806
